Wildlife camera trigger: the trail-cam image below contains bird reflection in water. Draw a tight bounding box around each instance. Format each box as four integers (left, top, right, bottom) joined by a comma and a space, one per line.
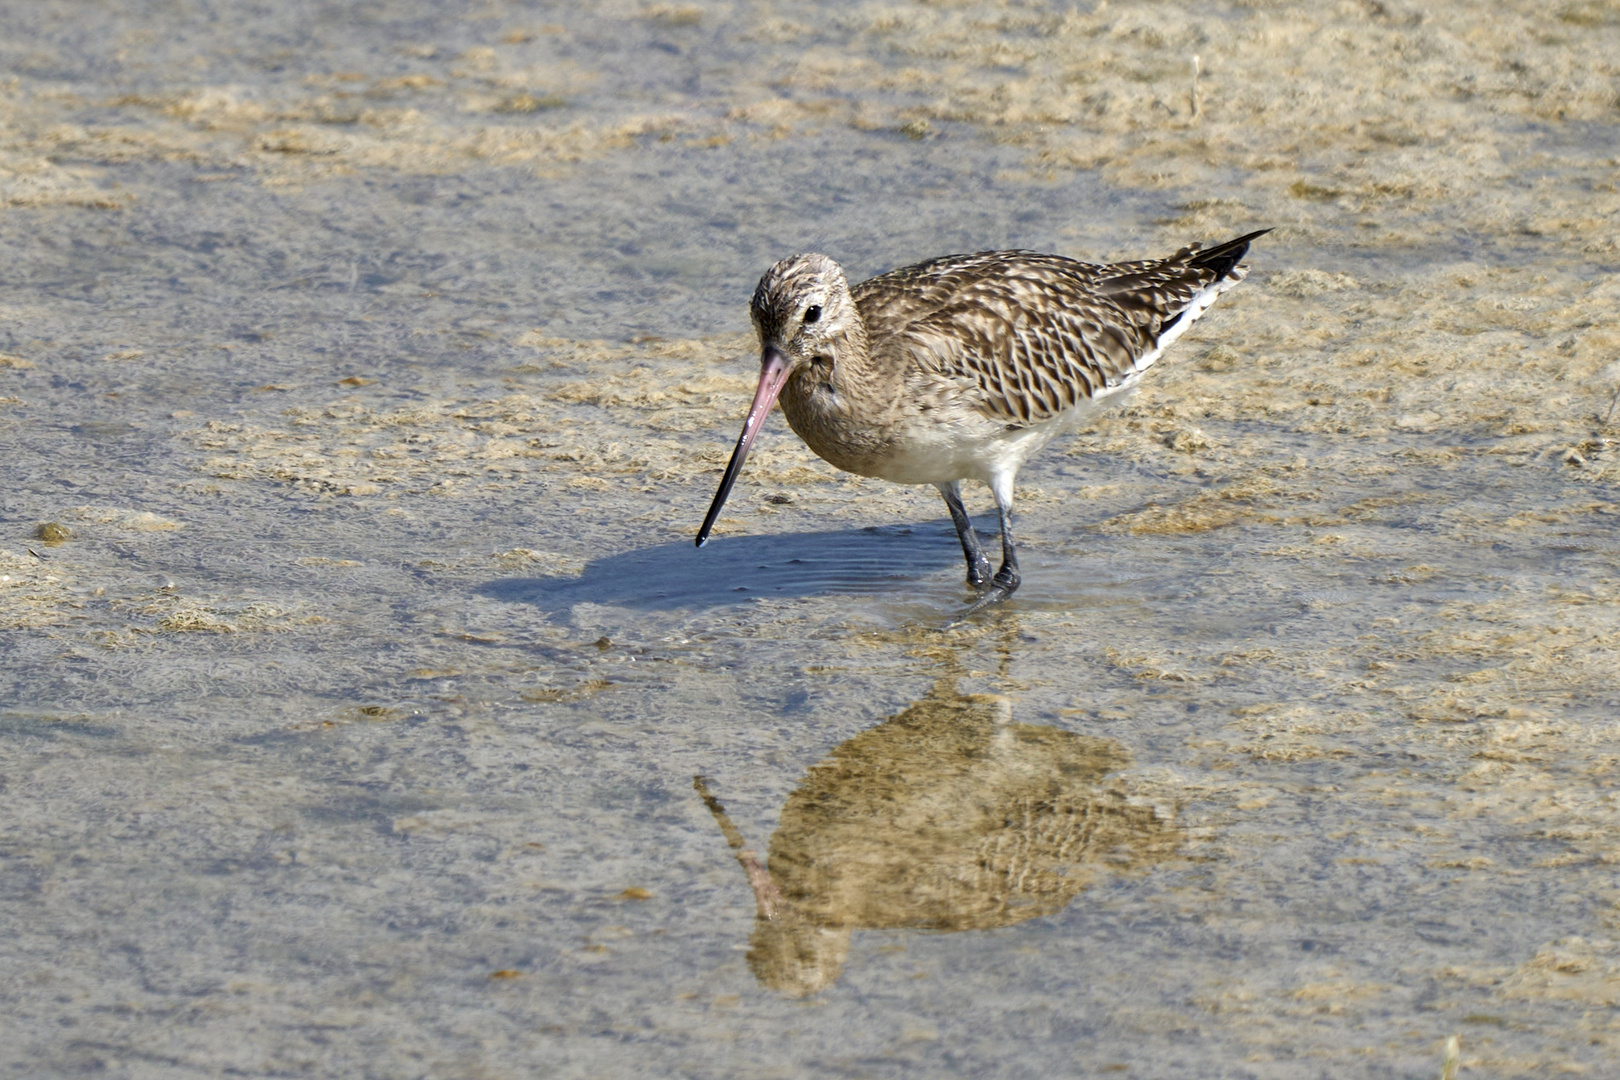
695, 678, 1179, 996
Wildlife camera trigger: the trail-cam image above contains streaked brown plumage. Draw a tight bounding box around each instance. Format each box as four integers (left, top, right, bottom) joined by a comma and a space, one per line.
697, 229, 1269, 614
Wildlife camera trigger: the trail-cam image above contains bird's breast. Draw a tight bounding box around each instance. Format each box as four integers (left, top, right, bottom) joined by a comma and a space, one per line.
777, 369, 898, 477
777, 367, 1021, 485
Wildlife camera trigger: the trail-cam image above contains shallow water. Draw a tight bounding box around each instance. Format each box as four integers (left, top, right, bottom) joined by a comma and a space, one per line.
4, 2, 1620, 1077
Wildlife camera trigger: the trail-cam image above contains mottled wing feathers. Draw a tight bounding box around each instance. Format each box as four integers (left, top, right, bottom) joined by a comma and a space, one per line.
852, 233, 1264, 426
882, 262, 1162, 424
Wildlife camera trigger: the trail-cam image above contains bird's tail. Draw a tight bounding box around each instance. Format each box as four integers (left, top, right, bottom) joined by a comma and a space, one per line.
1141, 228, 1272, 361
1189, 228, 1273, 281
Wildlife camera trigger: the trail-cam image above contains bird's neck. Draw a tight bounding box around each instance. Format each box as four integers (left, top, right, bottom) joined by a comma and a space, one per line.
778, 313, 903, 468
791, 315, 882, 402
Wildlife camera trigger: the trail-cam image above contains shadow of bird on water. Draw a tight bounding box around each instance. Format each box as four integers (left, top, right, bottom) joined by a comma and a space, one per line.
476, 521, 965, 617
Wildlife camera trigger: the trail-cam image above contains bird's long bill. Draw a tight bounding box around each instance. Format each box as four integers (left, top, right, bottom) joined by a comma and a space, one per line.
696, 344, 791, 547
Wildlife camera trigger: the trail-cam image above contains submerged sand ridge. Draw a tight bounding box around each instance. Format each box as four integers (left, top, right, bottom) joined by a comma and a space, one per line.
2, 1, 1619, 1077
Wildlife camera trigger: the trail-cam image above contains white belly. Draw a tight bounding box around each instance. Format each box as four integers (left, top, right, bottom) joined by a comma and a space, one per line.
860, 387, 1131, 486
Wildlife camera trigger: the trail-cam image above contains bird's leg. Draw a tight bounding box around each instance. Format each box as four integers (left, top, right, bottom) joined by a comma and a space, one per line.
936, 480, 993, 587
988, 494, 1022, 594
956, 475, 1021, 618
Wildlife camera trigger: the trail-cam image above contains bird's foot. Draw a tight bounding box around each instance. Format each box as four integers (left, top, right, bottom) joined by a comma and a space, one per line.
949, 566, 1020, 624
965, 555, 994, 588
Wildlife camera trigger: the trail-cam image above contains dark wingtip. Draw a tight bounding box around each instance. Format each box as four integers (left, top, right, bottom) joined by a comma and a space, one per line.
1189, 228, 1273, 279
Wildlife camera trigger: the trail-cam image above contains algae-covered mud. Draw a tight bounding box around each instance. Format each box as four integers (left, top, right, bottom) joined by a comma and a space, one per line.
3, 2, 1619, 1077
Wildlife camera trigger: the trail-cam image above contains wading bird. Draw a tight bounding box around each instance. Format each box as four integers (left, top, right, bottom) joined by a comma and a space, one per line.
696, 230, 1269, 616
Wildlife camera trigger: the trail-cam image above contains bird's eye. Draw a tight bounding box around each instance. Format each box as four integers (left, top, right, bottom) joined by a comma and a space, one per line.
803, 305, 822, 325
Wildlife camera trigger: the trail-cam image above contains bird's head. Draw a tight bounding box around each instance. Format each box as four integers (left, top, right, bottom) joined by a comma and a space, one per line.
749, 252, 857, 370
696, 254, 856, 547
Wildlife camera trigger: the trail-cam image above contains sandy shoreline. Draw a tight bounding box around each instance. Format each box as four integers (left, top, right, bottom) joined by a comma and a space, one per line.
3, 2, 1619, 1077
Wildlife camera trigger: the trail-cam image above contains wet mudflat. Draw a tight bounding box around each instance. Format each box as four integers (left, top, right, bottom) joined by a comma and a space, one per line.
2, 1, 1619, 1077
